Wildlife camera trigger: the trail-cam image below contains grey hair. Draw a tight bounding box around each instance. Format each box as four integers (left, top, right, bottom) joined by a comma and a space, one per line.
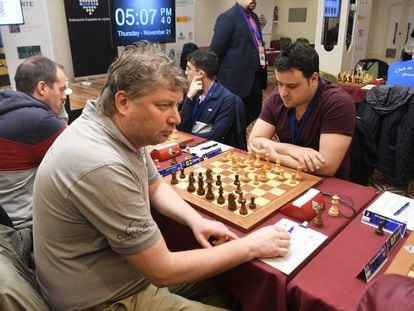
98, 41, 188, 116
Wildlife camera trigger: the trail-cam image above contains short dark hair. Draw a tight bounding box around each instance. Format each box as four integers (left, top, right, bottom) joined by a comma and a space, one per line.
186, 50, 218, 80
275, 42, 319, 79
14, 56, 60, 94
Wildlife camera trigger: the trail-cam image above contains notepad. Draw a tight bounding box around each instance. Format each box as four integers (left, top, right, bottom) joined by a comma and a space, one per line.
363, 191, 414, 231
259, 218, 327, 275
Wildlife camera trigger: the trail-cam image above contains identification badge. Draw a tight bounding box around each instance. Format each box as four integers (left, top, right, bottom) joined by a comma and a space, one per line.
259, 46, 266, 66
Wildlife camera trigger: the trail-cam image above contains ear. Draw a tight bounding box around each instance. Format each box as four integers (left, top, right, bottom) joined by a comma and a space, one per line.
114, 90, 130, 116
310, 72, 319, 85
198, 70, 205, 79
34, 81, 47, 97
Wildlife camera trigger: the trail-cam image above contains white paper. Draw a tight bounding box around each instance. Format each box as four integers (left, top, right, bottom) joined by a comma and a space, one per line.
365, 191, 414, 231
292, 188, 320, 207
259, 218, 327, 275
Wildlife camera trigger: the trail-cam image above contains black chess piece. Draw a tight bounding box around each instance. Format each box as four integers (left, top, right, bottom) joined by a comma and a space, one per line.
187, 172, 195, 192
179, 168, 186, 179
248, 196, 256, 209
239, 199, 248, 215
205, 182, 214, 200
170, 171, 178, 185
228, 193, 237, 211
217, 186, 225, 205
375, 220, 385, 236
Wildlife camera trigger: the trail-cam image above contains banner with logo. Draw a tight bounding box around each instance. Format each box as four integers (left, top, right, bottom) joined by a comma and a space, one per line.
165, 0, 195, 66
387, 59, 414, 87
64, 0, 117, 78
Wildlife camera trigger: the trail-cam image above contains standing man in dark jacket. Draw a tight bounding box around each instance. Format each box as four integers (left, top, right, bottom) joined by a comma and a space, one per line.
210, 0, 267, 126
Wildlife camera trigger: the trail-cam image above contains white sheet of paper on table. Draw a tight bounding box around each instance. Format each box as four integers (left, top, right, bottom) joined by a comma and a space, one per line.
259, 218, 327, 275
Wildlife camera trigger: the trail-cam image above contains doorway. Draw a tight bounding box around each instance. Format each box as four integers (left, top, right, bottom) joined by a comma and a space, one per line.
367, 0, 414, 63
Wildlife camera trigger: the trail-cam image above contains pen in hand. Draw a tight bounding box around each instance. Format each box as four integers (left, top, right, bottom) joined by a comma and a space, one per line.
394, 202, 410, 216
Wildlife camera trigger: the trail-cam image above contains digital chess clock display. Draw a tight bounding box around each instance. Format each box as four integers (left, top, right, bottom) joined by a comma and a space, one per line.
110, 0, 176, 45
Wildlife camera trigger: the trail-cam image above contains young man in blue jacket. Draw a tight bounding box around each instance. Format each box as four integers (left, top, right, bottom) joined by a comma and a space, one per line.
177, 49, 238, 144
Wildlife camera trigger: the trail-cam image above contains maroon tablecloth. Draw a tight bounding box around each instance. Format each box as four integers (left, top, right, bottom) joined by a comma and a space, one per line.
154, 176, 377, 311
338, 83, 369, 104
286, 208, 407, 311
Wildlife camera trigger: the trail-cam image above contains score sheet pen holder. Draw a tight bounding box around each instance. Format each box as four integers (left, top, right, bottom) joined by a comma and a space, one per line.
279, 189, 324, 222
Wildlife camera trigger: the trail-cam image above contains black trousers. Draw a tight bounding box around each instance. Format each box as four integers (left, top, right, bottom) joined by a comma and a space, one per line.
242, 72, 264, 126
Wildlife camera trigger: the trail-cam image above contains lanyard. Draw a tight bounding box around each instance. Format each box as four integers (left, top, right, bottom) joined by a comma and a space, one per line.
289, 80, 321, 145
191, 82, 217, 127
238, 4, 263, 48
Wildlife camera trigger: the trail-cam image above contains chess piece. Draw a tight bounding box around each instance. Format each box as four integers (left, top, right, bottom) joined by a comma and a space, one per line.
239, 199, 248, 215
237, 191, 244, 204
217, 186, 225, 205
170, 150, 177, 166
170, 171, 178, 185
258, 167, 268, 182
253, 174, 259, 185
233, 174, 240, 186
205, 182, 215, 201
185, 146, 191, 159
235, 183, 243, 195
328, 194, 340, 217
254, 152, 263, 168
228, 193, 237, 211
197, 172, 205, 196
248, 159, 255, 171
187, 173, 195, 192
229, 147, 235, 159
248, 196, 256, 209
205, 168, 213, 184
231, 157, 238, 171
241, 171, 251, 183
265, 153, 272, 170
313, 207, 324, 227
179, 168, 186, 179
288, 173, 296, 184
295, 166, 303, 181
274, 158, 281, 174
221, 151, 229, 162
277, 168, 286, 181
215, 175, 222, 187
375, 220, 385, 236
239, 157, 247, 168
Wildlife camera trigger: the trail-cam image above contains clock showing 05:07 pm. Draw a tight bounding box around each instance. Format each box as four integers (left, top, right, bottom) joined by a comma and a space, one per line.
110, 0, 176, 46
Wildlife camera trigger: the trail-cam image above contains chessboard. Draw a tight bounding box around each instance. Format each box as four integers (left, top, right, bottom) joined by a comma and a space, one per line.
167, 150, 322, 232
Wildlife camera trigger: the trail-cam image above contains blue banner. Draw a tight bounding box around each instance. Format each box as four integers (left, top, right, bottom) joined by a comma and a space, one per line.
387, 59, 414, 87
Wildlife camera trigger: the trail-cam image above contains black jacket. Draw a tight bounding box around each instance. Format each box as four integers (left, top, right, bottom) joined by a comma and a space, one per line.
354, 85, 414, 189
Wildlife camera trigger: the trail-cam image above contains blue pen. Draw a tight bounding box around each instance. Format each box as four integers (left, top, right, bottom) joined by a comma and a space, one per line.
394, 202, 410, 216
200, 143, 218, 150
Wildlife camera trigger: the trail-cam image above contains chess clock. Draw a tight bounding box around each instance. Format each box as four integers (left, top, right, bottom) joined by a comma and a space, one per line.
109, 0, 176, 46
